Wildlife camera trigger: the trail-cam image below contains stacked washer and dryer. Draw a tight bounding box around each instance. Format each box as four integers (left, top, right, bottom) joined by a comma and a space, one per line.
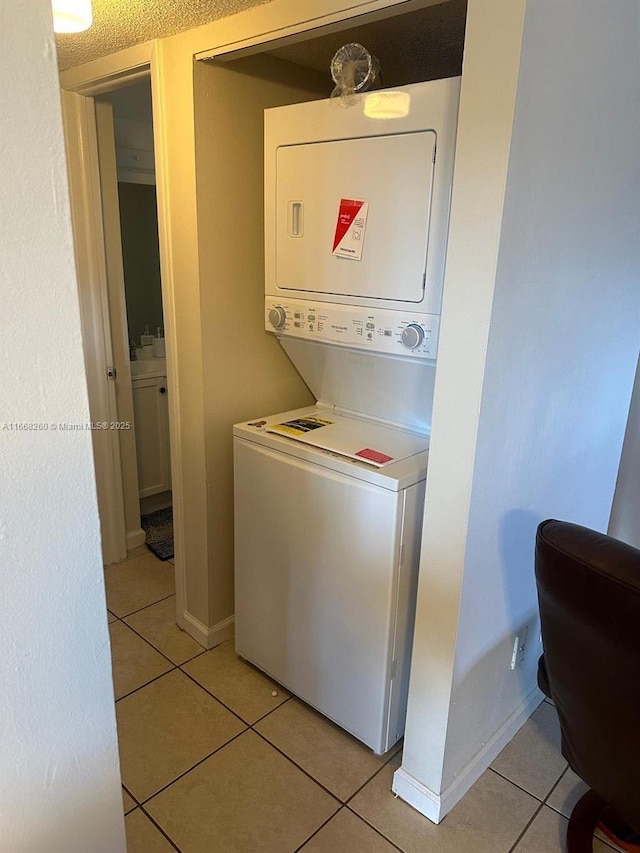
234, 78, 460, 754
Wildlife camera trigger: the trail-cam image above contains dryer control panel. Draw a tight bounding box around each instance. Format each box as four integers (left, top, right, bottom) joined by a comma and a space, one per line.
265, 296, 439, 359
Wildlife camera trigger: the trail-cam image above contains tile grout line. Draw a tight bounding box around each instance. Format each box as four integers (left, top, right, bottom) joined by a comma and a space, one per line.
537, 763, 620, 849
507, 799, 546, 853
250, 707, 402, 809
343, 747, 403, 808
179, 647, 208, 664
250, 727, 344, 806
488, 765, 557, 803
122, 779, 183, 851
122, 782, 138, 805
137, 802, 183, 853
114, 664, 179, 704
177, 667, 252, 728
109, 591, 176, 621
343, 805, 407, 853
177, 647, 293, 727
291, 807, 344, 853
119, 612, 205, 670
118, 620, 183, 669
250, 694, 294, 727
543, 766, 569, 807
339, 751, 409, 853
542, 769, 622, 853
292, 804, 406, 853
138, 727, 249, 807
505, 763, 570, 853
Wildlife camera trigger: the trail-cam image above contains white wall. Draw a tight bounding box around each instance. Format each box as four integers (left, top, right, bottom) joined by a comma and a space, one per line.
0, 3, 125, 851
396, 0, 640, 820
444, 0, 639, 784
394, 0, 528, 818
193, 55, 324, 632
610, 356, 640, 548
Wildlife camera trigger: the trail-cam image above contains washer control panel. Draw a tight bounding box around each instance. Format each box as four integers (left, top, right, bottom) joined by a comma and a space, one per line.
265, 297, 439, 359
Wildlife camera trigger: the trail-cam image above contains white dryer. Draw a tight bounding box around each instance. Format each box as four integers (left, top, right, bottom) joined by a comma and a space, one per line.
265, 76, 461, 356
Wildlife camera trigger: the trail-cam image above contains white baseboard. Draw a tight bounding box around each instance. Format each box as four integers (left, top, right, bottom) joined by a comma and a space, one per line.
392, 686, 544, 823
126, 527, 146, 550
181, 610, 235, 650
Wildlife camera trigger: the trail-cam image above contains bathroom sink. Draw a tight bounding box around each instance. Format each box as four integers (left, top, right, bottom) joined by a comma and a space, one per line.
131, 357, 166, 379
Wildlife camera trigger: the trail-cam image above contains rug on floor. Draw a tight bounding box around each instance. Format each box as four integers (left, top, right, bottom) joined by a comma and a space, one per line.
140, 506, 174, 561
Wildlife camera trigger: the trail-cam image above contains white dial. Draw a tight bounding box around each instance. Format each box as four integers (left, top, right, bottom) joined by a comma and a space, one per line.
401, 323, 425, 350
269, 306, 287, 328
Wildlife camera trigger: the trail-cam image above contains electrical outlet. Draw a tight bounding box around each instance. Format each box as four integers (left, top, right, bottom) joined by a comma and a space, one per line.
510, 626, 529, 670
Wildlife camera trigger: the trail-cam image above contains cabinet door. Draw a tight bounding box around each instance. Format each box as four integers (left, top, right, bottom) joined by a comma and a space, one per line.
131, 377, 170, 498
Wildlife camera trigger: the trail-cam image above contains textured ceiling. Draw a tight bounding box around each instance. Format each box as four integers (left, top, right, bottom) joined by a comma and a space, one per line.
55, 0, 271, 71
268, 0, 466, 88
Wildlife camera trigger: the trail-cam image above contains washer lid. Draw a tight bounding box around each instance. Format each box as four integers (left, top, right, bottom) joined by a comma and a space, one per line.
265, 410, 427, 468
234, 405, 429, 490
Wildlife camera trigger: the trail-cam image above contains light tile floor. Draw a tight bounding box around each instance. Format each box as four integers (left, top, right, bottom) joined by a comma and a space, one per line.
106, 550, 622, 853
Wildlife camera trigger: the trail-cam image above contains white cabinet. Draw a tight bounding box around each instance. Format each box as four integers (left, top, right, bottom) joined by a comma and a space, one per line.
131, 375, 171, 498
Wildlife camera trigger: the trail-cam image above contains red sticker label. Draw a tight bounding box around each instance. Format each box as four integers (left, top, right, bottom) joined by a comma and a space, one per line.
333, 199, 364, 251
355, 448, 394, 464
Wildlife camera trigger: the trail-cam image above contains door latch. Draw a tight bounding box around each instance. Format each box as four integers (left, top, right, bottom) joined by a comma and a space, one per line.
106, 366, 117, 380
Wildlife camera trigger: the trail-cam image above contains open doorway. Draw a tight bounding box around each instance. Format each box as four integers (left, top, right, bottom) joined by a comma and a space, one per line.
63, 73, 173, 565
93, 79, 174, 565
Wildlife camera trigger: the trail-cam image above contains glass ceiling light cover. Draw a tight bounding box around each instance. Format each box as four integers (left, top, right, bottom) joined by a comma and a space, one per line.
52, 0, 93, 33
363, 91, 412, 120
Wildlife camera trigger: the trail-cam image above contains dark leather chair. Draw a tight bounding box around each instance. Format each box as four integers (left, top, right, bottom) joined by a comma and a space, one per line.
535, 520, 640, 852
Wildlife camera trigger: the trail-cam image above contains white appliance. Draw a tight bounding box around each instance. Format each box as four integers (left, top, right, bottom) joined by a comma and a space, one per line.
235, 78, 460, 753
234, 407, 426, 753
265, 76, 460, 358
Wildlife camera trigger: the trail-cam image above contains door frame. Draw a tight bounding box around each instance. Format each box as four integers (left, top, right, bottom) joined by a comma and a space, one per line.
61, 42, 191, 618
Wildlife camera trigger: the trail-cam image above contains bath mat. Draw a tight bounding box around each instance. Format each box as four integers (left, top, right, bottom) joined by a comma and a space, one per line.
141, 506, 174, 561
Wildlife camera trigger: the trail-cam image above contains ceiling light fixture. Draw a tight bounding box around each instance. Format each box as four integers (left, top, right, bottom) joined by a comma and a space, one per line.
363, 91, 412, 120
52, 0, 93, 34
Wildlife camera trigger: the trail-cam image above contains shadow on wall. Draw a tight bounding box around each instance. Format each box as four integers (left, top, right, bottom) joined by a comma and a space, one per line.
499, 507, 545, 692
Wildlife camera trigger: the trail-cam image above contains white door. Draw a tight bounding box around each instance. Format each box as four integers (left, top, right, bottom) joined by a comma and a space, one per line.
94, 99, 144, 551
62, 91, 128, 565
234, 437, 405, 753
275, 132, 436, 302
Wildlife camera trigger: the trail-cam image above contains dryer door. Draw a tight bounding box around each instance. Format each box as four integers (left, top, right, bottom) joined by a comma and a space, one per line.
275, 131, 436, 304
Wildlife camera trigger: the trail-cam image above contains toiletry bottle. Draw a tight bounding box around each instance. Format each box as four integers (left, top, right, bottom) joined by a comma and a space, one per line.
153, 326, 166, 359
141, 324, 154, 346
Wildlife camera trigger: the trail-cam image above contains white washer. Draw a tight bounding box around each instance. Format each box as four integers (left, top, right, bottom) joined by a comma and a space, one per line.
234, 406, 427, 754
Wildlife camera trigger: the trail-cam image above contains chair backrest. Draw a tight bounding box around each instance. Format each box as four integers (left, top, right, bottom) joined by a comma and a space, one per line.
535, 519, 640, 829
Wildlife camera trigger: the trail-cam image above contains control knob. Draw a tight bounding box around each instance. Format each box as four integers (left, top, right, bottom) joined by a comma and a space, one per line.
268, 306, 287, 328
401, 323, 425, 350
